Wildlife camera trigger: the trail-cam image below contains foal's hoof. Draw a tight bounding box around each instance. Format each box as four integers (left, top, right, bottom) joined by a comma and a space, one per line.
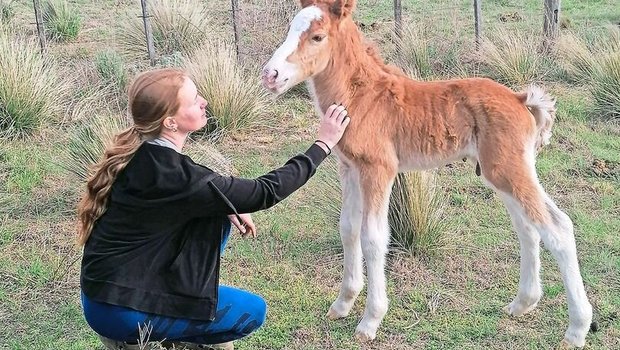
326, 301, 350, 320
354, 331, 375, 343
326, 307, 348, 320
558, 327, 588, 349
556, 339, 583, 349
354, 324, 377, 342
503, 299, 538, 317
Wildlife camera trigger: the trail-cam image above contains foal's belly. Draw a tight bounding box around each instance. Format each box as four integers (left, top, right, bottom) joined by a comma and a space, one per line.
397, 145, 476, 172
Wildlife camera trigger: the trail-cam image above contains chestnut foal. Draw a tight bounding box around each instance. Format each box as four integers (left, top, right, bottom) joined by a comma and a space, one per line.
261, 0, 592, 347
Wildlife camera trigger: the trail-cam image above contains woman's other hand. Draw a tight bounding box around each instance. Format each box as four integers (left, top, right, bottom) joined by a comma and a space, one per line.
228, 213, 257, 238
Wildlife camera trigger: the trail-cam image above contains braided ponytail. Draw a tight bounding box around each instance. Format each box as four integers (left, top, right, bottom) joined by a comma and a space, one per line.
77, 68, 186, 245
77, 127, 141, 245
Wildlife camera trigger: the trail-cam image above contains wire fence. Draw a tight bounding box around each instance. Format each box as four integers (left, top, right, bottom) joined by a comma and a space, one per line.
15, 0, 619, 67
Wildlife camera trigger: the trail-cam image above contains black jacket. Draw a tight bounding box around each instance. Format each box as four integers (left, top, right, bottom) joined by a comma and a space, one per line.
80, 142, 327, 320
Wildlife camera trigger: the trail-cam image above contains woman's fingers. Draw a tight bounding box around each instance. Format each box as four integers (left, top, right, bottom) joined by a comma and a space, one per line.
325, 104, 339, 118
228, 214, 247, 234
341, 115, 351, 127
238, 213, 257, 238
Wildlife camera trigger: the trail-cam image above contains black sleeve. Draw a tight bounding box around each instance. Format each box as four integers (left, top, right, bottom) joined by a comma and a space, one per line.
191, 144, 328, 216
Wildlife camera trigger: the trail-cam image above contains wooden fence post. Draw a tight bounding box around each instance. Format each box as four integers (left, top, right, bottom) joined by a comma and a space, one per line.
394, 0, 402, 39
32, 0, 46, 54
139, 0, 156, 66
543, 0, 561, 52
231, 0, 240, 60
474, 0, 482, 50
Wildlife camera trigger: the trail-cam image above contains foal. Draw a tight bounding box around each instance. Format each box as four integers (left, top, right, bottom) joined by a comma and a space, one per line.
261, 0, 592, 347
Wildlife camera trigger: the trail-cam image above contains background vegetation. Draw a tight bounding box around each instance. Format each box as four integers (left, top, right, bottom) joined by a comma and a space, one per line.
0, 0, 619, 349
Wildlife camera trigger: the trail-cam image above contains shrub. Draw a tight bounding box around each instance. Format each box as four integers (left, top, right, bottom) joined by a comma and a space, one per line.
42, 0, 81, 41
0, 28, 69, 137
184, 41, 271, 135
479, 28, 550, 87
95, 50, 128, 93
388, 171, 448, 257
117, 0, 210, 62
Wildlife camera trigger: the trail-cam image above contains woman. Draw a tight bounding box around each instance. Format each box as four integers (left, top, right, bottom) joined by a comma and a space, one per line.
78, 68, 350, 350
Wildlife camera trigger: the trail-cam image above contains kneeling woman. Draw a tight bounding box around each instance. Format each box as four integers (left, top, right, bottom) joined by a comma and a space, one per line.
78, 68, 350, 349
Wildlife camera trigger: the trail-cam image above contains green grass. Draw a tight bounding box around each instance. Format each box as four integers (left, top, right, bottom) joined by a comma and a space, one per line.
1, 0, 620, 349
43, 0, 82, 41
95, 49, 127, 93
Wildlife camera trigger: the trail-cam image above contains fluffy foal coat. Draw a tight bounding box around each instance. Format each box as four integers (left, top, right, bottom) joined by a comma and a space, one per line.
261, 0, 592, 347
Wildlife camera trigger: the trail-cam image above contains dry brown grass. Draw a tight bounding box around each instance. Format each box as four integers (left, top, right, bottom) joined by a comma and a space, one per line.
0, 26, 71, 137
183, 41, 272, 136
236, 0, 298, 66
116, 0, 210, 62
479, 27, 551, 87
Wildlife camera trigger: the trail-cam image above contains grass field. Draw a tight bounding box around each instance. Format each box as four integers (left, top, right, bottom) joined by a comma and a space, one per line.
1, 0, 619, 349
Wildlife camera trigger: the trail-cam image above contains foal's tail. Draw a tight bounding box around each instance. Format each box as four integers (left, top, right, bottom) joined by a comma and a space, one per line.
516, 85, 556, 152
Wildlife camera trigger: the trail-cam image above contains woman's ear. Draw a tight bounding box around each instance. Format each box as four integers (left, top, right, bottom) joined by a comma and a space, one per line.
330, 0, 357, 17
163, 117, 178, 131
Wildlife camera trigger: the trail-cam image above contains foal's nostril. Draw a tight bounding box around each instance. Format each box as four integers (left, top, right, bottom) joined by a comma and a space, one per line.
273, 69, 279, 78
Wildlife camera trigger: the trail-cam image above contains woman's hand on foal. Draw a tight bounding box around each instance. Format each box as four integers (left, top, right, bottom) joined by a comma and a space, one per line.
317, 103, 351, 150
228, 213, 257, 238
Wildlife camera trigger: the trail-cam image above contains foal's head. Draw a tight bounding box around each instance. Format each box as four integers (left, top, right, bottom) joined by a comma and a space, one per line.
261, 0, 357, 95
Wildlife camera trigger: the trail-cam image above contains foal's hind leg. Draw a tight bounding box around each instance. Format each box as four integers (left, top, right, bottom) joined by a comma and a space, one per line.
481, 153, 592, 347
493, 192, 543, 316
327, 162, 364, 319
535, 194, 592, 347
354, 165, 396, 341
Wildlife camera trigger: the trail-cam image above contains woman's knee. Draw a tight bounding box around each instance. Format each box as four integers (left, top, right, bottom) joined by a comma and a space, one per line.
245, 293, 267, 333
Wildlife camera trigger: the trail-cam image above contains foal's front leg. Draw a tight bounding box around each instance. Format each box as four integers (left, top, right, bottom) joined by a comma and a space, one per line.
354, 169, 395, 341
327, 163, 364, 320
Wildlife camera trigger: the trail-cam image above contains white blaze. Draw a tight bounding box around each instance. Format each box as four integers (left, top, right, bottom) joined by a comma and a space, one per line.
266, 6, 323, 84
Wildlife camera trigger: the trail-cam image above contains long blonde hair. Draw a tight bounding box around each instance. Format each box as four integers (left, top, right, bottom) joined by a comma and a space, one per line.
77, 68, 187, 245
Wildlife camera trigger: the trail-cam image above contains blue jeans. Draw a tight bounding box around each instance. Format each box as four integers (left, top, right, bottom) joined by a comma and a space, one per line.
81, 222, 266, 344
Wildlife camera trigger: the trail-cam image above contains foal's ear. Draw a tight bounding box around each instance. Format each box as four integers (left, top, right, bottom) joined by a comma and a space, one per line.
330, 0, 357, 17
299, 0, 315, 8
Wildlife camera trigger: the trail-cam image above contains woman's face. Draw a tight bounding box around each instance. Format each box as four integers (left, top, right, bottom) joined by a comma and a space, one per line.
172, 78, 208, 133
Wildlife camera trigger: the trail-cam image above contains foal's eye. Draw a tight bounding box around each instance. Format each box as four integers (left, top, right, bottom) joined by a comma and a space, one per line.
312, 35, 325, 42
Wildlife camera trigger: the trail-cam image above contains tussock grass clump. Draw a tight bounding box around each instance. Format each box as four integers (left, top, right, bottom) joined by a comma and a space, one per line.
389, 171, 448, 257
1, 1, 15, 24
0, 28, 69, 137
556, 27, 620, 120
64, 115, 129, 181
95, 50, 128, 93
184, 41, 271, 135
392, 25, 434, 80
42, 0, 82, 41
592, 53, 620, 120
117, 0, 209, 62
556, 33, 600, 83
479, 28, 550, 87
